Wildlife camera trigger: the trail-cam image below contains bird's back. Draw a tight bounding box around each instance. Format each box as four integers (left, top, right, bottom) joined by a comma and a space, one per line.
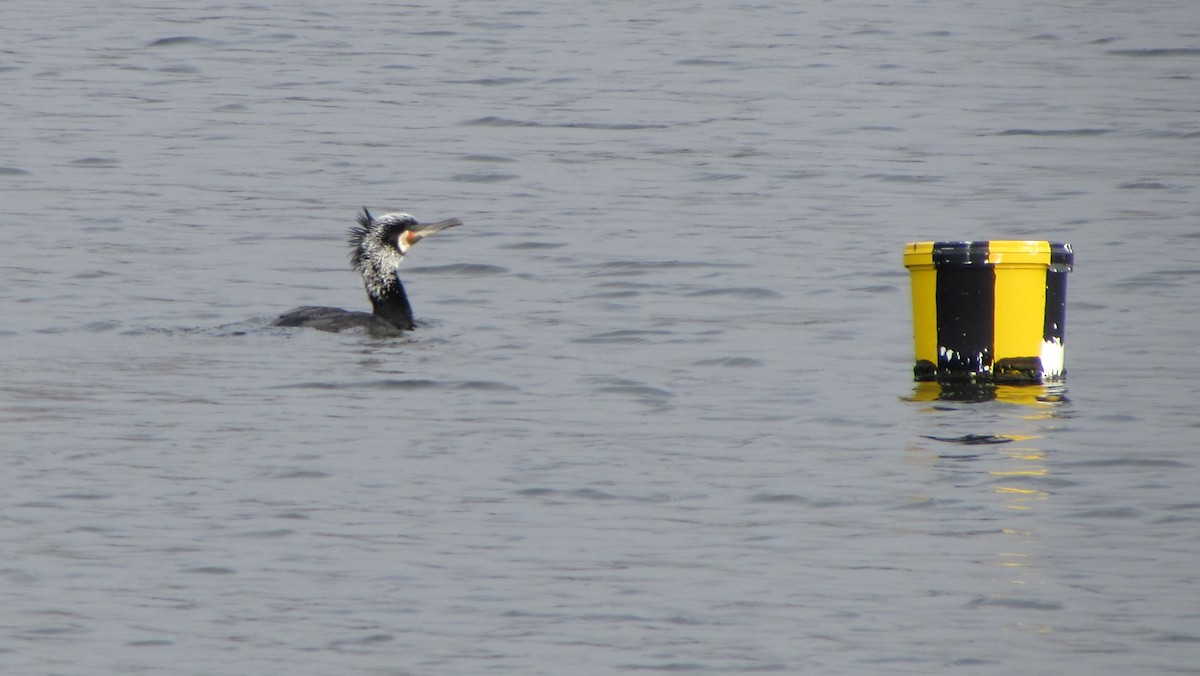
270, 306, 397, 332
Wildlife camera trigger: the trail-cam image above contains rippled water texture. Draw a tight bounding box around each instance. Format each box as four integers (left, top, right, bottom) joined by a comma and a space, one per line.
3, 1, 1199, 674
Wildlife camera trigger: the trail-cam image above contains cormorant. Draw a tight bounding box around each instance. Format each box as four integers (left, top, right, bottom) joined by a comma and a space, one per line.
271, 207, 461, 332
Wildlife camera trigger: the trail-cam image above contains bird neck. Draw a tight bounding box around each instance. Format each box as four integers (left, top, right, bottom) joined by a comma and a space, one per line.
368, 276, 414, 330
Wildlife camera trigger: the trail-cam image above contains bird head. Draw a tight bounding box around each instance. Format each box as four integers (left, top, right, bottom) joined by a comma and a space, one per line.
348, 207, 462, 299
350, 207, 460, 268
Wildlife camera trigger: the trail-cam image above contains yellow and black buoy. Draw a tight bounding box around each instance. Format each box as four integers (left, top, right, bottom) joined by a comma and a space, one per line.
904, 241, 1073, 384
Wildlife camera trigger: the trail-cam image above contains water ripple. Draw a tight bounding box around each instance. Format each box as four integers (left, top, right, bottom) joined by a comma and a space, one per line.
994, 128, 1114, 136
1107, 48, 1200, 57
462, 115, 671, 130
692, 356, 764, 367
572, 329, 675, 344
412, 263, 508, 275
272, 379, 519, 391
685, 286, 782, 300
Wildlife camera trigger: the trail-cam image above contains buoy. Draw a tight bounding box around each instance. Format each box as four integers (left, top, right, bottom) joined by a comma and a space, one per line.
904, 241, 1073, 383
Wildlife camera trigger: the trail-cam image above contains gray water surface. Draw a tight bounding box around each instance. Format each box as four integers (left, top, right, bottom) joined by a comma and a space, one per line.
3, 1, 1199, 674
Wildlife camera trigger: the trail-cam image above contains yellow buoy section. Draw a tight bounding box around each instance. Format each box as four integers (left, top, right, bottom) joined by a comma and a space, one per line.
903, 242, 939, 369
991, 241, 1052, 373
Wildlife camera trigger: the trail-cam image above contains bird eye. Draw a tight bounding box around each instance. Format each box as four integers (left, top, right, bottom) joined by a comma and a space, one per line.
393, 231, 413, 253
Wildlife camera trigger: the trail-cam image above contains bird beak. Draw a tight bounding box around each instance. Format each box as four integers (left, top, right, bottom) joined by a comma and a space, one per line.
404, 218, 462, 246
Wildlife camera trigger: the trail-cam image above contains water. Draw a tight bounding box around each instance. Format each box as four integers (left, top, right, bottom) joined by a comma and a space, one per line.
3, 1, 1199, 673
